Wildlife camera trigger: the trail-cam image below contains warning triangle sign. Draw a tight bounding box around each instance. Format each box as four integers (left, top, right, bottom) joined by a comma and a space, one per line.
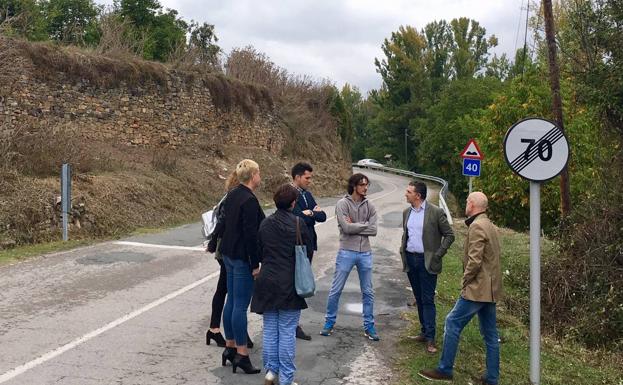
460, 139, 483, 159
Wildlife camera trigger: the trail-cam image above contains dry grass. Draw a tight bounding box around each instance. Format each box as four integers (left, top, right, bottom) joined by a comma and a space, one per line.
19, 39, 169, 88
2, 119, 121, 176
200, 73, 273, 118
225, 46, 342, 160
91, 11, 146, 59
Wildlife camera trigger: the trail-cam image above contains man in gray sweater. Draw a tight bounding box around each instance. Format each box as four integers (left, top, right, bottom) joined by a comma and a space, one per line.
320, 173, 379, 341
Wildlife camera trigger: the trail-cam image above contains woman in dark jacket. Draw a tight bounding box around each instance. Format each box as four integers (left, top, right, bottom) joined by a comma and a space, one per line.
251, 184, 313, 385
208, 159, 265, 374
205, 171, 253, 349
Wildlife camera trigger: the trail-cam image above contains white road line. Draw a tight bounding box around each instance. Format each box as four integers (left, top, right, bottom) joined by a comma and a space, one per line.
0, 270, 221, 384
0, 173, 402, 383
113, 241, 205, 251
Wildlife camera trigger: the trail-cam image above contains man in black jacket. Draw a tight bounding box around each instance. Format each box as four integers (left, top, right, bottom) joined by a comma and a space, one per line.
291, 162, 327, 340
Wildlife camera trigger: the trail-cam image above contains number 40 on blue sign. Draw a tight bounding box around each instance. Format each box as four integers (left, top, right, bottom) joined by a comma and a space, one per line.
463, 158, 481, 177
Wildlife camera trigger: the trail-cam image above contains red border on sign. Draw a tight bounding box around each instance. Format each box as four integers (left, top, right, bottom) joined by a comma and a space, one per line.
460, 139, 484, 159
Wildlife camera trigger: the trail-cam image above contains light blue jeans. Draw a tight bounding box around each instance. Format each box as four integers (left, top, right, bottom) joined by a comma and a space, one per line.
437, 297, 500, 385
262, 309, 301, 385
324, 249, 374, 329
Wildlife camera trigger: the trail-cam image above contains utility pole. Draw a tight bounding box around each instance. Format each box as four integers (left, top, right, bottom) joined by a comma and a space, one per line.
522, 0, 530, 78
542, 0, 572, 216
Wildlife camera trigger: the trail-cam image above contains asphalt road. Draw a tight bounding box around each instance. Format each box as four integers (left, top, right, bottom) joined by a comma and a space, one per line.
0, 169, 441, 385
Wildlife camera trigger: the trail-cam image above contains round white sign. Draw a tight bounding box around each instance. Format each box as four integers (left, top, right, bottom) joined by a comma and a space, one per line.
504, 118, 569, 182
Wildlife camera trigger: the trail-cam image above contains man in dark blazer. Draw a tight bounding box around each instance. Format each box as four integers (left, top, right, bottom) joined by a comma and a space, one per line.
400, 181, 455, 353
291, 161, 326, 340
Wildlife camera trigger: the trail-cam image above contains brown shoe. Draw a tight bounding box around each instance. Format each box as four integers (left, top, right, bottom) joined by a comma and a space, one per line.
410, 334, 427, 343
477, 375, 496, 385
418, 369, 452, 382
426, 341, 438, 354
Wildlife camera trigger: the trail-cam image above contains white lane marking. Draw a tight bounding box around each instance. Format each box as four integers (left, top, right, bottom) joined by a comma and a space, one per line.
114, 241, 204, 251
0, 270, 221, 384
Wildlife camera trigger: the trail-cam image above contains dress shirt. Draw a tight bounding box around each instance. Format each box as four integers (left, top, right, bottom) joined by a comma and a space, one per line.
406, 200, 426, 253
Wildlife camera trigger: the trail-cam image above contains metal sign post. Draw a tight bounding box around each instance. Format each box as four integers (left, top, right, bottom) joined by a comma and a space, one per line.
61, 163, 71, 241
504, 118, 569, 385
529, 181, 541, 383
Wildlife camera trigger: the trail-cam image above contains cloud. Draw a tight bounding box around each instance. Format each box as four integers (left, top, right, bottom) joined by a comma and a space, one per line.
98, 0, 527, 93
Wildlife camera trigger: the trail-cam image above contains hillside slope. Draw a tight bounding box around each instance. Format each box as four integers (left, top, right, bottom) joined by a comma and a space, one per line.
0, 37, 351, 247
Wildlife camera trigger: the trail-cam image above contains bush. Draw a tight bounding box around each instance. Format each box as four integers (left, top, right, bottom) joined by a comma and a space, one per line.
541, 152, 623, 350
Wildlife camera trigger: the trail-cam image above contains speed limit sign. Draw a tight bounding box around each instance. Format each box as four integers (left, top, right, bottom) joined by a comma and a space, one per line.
504, 118, 569, 182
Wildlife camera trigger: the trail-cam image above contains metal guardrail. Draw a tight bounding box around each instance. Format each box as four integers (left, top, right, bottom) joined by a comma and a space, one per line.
353, 164, 453, 225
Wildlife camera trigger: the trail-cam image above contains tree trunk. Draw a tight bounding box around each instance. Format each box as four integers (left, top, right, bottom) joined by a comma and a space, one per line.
542, 0, 572, 216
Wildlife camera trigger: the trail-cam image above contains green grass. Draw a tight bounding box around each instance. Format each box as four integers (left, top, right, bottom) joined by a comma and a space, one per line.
397, 224, 623, 385
0, 218, 195, 266
0, 239, 95, 265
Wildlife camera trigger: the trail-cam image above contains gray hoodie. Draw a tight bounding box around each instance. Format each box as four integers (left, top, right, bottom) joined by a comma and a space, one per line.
335, 194, 377, 252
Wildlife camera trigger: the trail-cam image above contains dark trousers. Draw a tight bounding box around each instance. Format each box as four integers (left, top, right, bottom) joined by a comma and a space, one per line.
209, 259, 227, 329
406, 252, 438, 341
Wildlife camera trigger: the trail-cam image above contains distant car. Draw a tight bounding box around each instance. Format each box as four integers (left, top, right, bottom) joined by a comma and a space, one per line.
357, 159, 383, 167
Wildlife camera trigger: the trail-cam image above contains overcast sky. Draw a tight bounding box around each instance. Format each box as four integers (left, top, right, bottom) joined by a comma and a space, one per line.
100, 0, 530, 94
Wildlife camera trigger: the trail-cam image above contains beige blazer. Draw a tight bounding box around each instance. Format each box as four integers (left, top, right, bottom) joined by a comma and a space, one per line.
461, 213, 503, 302
399, 202, 455, 274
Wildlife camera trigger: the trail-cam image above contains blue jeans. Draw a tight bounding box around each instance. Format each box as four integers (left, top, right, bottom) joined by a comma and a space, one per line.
222, 256, 254, 346
405, 252, 438, 341
262, 309, 301, 385
438, 297, 500, 385
324, 249, 374, 329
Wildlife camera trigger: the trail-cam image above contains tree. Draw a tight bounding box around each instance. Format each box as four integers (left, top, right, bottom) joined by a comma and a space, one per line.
372, 25, 429, 167
449, 17, 494, 78
422, 20, 453, 93
415, 76, 502, 200
146, 9, 187, 61
187, 21, 221, 67
118, 0, 159, 28
44, 0, 100, 44
0, 0, 48, 40
340, 84, 370, 160
115, 0, 187, 61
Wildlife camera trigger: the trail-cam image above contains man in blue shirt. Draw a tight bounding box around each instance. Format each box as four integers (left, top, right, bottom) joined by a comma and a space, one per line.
291, 162, 327, 340
400, 181, 455, 354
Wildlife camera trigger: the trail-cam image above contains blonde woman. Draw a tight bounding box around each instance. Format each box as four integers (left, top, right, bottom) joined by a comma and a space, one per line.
209, 159, 265, 374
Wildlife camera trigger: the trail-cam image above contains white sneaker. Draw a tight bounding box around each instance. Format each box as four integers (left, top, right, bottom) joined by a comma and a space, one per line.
264, 370, 276, 385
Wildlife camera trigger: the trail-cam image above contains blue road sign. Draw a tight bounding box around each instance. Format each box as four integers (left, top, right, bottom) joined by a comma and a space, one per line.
463, 158, 481, 177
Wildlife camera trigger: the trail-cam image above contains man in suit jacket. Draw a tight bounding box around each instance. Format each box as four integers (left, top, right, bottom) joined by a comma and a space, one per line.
419, 191, 502, 385
400, 181, 455, 353
291, 161, 327, 341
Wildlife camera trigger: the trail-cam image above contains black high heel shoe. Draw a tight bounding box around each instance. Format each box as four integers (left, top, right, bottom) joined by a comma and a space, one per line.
207, 330, 226, 347
232, 353, 261, 374
221, 347, 236, 366
246, 332, 254, 349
